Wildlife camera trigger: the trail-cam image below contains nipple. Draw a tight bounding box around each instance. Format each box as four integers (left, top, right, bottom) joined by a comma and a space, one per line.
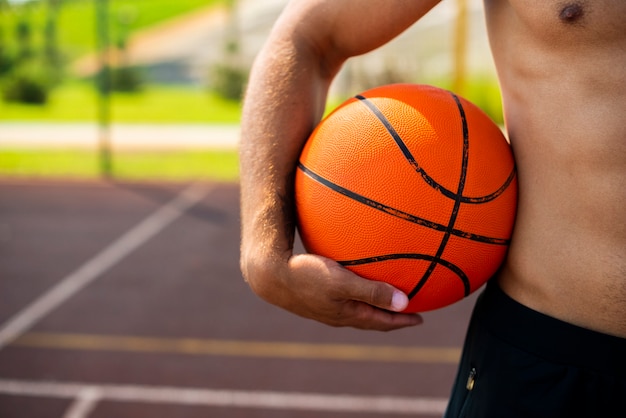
559, 3, 584, 24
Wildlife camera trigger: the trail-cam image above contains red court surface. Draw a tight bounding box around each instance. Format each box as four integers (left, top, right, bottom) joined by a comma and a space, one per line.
0, 179, 479, 417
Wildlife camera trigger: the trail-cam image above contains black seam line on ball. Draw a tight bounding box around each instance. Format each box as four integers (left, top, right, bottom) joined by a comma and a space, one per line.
297, 163, 509, 246
355, 94, 515, 204
408, 92, 470, 299
339, 253, 471, 297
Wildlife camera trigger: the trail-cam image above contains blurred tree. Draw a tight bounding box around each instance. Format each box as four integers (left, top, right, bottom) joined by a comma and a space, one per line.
210, 0, 247, 101
44, 0, 64, 85
16, 15, 33, 61
110, 3, 142, 93
44, 0, 61, 68
2, 1, 51, 104
0, 1, 13, 76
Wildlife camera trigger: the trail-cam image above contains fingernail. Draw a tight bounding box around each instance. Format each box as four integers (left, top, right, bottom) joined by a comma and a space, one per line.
391, 291, 409, 311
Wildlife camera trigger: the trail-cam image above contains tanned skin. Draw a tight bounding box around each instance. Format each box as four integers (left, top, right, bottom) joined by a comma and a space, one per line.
239, 0, 626, 336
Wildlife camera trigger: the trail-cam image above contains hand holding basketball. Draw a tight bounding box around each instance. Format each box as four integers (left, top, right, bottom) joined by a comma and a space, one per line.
242, 251, 423, 331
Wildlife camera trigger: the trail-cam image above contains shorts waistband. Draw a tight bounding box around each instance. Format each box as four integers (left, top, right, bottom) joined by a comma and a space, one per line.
476, 281, 626, 376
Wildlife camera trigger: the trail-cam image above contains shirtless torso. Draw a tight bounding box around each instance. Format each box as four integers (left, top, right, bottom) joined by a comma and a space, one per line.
485, 0, 626, 337
239, 0, 626, 336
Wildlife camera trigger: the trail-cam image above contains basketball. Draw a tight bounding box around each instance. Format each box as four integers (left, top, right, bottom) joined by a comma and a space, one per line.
294, 84, 518, 312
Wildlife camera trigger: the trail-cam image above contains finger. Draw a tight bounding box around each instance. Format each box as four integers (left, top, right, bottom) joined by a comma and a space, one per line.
331, 264, 411, 312
343, 301, 423, 331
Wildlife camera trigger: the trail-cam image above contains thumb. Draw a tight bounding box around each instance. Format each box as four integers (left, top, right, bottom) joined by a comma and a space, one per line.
352, 278, 411, 312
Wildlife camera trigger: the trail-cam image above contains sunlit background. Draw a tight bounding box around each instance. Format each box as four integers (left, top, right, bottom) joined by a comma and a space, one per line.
0, 2, 500, 416
0, 0, 499, 181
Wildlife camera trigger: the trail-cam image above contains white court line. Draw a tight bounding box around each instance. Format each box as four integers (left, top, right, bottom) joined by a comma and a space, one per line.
62, 387, 102, 418
0, 182, 213, 350
0, 379, 448, 416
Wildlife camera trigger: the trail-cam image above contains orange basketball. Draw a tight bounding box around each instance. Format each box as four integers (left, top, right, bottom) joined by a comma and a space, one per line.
295, 84, 517, 312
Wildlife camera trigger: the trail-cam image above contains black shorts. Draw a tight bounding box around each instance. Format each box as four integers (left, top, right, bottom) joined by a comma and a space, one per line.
444, 281, 626, 418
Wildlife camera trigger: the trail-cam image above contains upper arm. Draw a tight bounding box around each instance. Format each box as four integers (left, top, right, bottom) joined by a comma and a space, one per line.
272, 0, 442, 71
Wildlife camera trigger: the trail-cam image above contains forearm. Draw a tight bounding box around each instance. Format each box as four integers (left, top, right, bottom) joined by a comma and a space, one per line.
239, 27, 339, 289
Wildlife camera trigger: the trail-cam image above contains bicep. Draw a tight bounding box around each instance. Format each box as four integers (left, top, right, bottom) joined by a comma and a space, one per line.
277, 0, 441, 62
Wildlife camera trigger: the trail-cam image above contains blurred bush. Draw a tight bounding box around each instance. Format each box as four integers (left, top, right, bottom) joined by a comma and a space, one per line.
2, 59, 51, 104
210, 0, 247, 101
210, 61, 246, 101
110, 65, 143, 93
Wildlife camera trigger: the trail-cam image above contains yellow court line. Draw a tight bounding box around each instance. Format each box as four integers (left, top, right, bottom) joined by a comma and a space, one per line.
12, 332, 461, 364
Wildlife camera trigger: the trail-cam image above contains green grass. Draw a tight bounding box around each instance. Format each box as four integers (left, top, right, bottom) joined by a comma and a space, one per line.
1, 0, 225, 59
0, 149, 240, 182
0, 82, 241, 123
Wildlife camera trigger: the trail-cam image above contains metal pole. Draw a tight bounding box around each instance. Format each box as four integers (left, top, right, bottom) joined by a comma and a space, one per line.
95, 0, 112, 178
453, 0, 468, 95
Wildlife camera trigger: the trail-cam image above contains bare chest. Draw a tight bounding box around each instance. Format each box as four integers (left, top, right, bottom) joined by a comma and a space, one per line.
485, 0, 626, 44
